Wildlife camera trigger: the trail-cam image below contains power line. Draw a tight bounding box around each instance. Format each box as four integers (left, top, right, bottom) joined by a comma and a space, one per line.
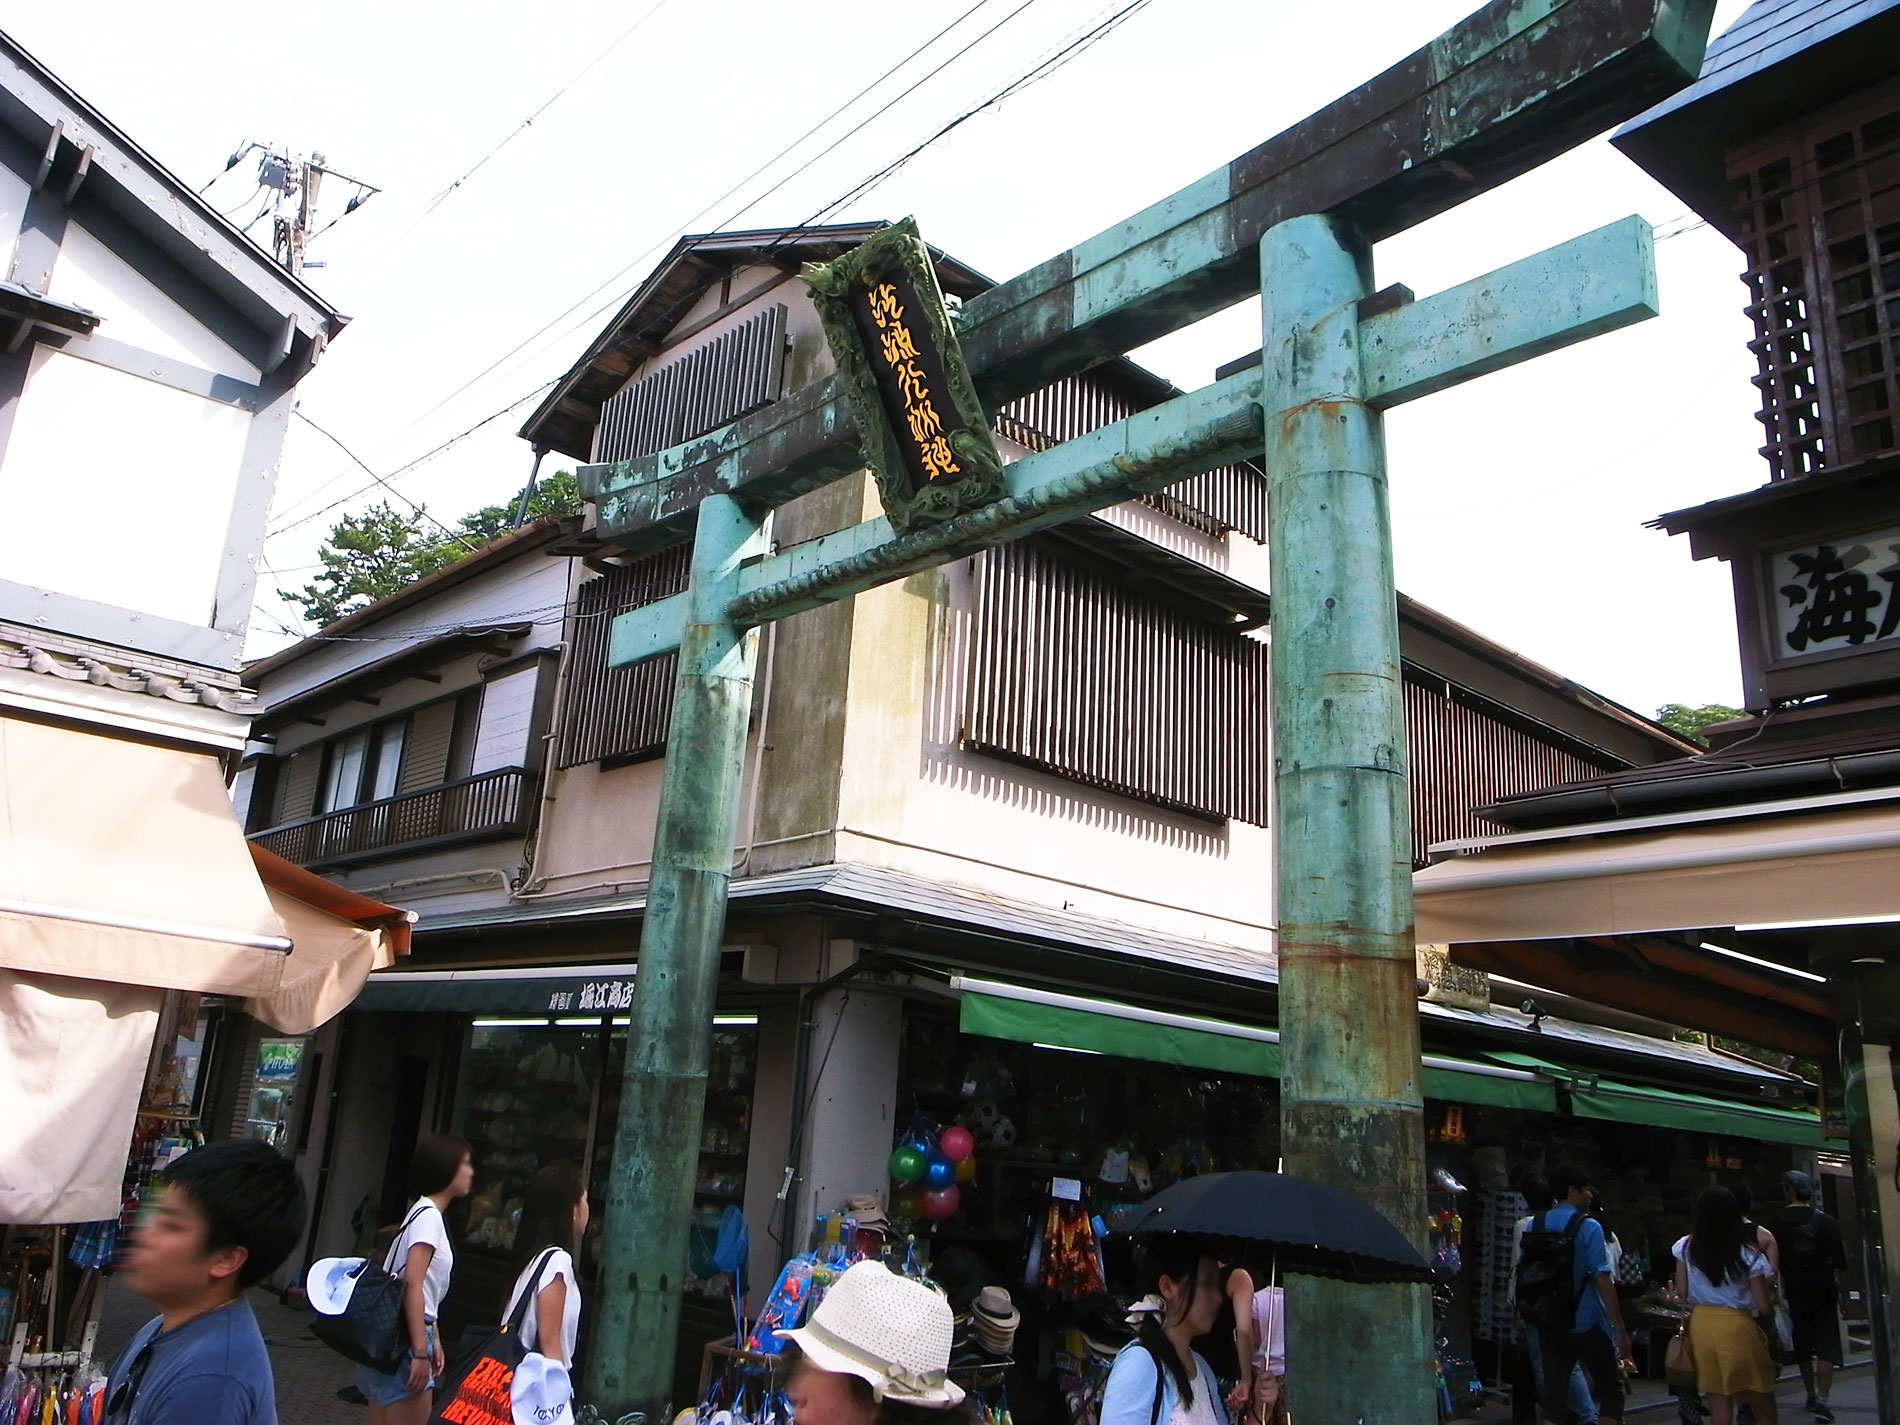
289, 410, 482, 550
357, 0, 1056, 461
331, 0, 678, 296
269, 383, 556, 537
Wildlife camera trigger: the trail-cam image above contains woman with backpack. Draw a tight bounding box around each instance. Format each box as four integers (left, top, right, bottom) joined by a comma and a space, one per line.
502, 1164, 590, 1369
1101, 1242, 1230, 1425
1672, 1187, 1778, 1425
360, 1135, 474, 1425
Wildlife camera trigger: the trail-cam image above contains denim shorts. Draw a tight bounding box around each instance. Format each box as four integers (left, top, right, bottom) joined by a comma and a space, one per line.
355, 1320, 435, 1404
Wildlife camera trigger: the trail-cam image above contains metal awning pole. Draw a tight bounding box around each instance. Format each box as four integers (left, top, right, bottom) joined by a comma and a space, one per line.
588, 493, 768, 1417
1261, 213, 1432, 1423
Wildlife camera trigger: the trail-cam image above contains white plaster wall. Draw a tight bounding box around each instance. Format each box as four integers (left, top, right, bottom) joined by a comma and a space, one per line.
793, 986, 901, 1234
1, 348, 250, 624
832, 554, 1276, 951
47, 222, 261, 380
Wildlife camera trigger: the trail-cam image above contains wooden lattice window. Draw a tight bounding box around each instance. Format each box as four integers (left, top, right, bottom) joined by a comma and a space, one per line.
1729, 78, 1900, 477
559, 544, 692, 767
962, 537, 1268, 825
994, 374, 1268, 541
1733, 147, 1827, 478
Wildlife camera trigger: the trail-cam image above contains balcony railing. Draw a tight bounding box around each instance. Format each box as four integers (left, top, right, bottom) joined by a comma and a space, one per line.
250, 766, 533, 869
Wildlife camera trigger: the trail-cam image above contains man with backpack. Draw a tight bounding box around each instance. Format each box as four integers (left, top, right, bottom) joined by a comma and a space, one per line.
1767, 1170, 1849, 1420
1517, 1165, 1631, 1425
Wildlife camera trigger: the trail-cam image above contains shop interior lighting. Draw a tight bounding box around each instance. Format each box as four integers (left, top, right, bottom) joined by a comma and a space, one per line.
713, 1013, 759, 1026
1031, 1041, 1103, 1055
1698, 941, 1829, 983
471, 1017, 553, 1028
1734, 914, 1900, 932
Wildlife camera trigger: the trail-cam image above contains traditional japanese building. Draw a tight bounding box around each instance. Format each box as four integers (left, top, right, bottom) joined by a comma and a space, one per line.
1412, 1, 1900, 1411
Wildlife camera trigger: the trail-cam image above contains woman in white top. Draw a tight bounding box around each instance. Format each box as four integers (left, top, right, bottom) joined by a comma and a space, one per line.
358, 1134, 474, 1425
1672, 1187, 1777, 1425
504, 1163, 590, 1367
1100, 1243, 1230, 1425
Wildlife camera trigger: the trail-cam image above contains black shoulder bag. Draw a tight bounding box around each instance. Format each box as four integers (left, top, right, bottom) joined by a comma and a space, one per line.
428, 1249, 560, 1425
311, 1204, 432, 1372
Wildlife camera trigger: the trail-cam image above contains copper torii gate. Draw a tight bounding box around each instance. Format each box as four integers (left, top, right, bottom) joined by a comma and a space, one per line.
575, 3, 1717, 1420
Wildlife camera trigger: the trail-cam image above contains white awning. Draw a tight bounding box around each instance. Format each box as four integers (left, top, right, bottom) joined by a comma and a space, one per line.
1414, 802, 1900, 943
0, 970, 161, 1223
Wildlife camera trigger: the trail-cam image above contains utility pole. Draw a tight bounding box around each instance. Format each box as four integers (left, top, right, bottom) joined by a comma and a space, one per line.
210, 142, 378, 277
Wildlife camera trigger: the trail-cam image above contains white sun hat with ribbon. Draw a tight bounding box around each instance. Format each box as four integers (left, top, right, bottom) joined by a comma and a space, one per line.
779, 1260, 965, 1407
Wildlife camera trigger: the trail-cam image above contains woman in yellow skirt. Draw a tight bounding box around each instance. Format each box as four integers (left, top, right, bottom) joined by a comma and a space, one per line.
1672, 1187, 1777, 1425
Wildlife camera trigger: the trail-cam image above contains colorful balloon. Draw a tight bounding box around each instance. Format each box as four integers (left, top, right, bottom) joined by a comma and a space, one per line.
923, 1153, 956, 1189
955, 1155, 977, 1184
922, 1185, 961, 1219
890, 1145, 928, 1183
892, 1189, 924, 1220
938, 1126, 976, 1162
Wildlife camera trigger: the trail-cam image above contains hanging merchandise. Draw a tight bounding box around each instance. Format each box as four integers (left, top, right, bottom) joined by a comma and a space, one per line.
1033, 1197, 1103, 1300
890, 1146, 928, 1184
938, 1126, 976, 1163
922, 1186, 961, 1220
923, 1154, 956, 1190
744, 1257, 813, 1355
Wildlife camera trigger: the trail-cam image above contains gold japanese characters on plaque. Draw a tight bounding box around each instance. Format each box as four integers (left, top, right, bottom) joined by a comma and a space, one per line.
803, 219, 1006, 533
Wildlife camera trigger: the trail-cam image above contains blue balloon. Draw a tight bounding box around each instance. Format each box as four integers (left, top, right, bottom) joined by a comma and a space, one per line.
923, 1153, 956, 1189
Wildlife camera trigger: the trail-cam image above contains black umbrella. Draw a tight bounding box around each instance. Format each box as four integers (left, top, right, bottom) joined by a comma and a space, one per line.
1118, 1170, 1433, 1284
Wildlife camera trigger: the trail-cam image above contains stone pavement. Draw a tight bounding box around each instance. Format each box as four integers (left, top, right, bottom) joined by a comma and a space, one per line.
1463, 1361, 1879, 1423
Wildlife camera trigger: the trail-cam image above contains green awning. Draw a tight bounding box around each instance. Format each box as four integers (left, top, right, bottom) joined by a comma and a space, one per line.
358, 964, 636, 1015
958, 990, 1280, 1078
1569, 1080, 1823, 1147
1422, 1064, 1556, 1112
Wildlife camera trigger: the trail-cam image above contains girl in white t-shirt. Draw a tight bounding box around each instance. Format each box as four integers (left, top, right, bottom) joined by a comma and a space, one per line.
1672, 1187, 1776, 1425
359, 1135, 474, 1425
504, 1163, 590, 1368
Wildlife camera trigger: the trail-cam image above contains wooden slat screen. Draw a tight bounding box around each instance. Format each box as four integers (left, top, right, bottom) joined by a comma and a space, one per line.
559, 545, 693, 767
963, 538, 1268, 825
1403, 672, 1619, 867
397, 699, 458, 792
595, 305, 788, 462
993, 373, 1268, 542
277, 749, 321, 825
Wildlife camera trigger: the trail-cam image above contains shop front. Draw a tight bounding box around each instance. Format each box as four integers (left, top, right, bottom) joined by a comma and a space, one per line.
322, 960, 780, 1397
831, 972, 1834, 1425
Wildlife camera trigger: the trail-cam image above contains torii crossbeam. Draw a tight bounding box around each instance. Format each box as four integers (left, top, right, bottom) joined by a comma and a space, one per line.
574, 5, 1716, 1421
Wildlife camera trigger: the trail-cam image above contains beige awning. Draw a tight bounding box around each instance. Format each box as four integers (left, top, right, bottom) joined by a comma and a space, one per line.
0, 715, 291, 993
245, 844, 413, 1035
1414, 802, 1900, 943
0, 716, 410, 1026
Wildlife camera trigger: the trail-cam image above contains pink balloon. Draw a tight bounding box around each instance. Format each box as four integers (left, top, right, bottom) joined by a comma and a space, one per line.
922, 1185, 961, 1219
938, 1126, 976, 1162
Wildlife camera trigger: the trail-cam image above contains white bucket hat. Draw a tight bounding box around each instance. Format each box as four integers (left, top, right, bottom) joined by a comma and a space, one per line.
306, 1257, 367, 1316
779, 1261, 965, 1407
511, 1354, 574, 1425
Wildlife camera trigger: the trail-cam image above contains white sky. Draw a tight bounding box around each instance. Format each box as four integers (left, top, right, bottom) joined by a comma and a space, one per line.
16, 0, 1759, 716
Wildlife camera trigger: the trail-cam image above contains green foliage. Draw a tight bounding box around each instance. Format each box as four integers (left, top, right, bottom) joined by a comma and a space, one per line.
281, 472, 580, 628
1656, 702, 1744, 746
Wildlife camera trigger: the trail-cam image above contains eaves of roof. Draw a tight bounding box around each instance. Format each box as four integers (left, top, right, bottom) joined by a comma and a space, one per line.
0, 29, 345, 352
405, 861, 1787, 1097
1612, 0, 1900, 236
244, 516, 577, 680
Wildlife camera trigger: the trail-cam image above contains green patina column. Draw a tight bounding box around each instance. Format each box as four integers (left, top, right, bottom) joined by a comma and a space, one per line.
1261, 213, 1432, 1423
589, 492, 769, 1418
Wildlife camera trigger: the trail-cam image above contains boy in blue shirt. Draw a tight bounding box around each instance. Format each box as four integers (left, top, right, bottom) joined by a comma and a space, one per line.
1533, 1165, 1632, 1425
105, 1139, 306, 1424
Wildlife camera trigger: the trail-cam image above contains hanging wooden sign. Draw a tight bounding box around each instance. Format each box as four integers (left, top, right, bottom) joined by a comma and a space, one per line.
803, 218, 1005, 533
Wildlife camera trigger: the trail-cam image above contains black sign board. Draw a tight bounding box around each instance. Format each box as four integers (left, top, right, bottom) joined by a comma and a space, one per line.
804, 219, 1005, 533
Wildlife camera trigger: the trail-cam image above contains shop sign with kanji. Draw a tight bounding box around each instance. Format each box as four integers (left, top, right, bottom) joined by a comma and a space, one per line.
804, 218, 1006, 533
1771, 526, 1900, 658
